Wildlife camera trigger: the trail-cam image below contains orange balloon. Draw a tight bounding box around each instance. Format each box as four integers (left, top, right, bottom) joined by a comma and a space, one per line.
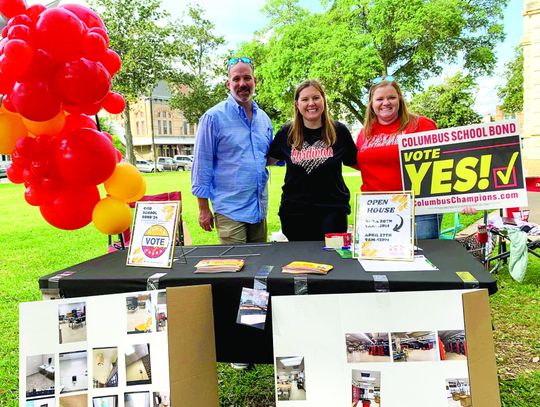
0, 111, 28, 154
104, 163, 144, 201
125, 177, 147, 203
22, 110, 66, 137
92, 196, 133, 235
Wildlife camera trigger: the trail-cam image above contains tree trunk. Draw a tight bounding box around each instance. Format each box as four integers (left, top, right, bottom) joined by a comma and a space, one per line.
123, 101, 135, 165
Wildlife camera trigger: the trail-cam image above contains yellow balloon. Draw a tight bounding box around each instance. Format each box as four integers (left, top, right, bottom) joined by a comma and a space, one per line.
22, 110, 66, 137
92, 196, 133, 235
0, 111, 28, 154
125, 177, 147, 203
104, 163, 145, 201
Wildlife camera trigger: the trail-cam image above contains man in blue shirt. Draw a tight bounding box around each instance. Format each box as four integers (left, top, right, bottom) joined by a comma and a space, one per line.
191, 57, 273, 244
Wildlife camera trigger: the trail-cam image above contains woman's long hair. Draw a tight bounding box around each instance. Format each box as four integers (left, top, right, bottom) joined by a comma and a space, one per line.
287, 80, 336, 149
363, 79, 418, 138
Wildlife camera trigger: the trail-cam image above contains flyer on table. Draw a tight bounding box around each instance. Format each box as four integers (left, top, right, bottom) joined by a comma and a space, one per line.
399, 120, 527, 215
127, 201, 180, 268
353, 192, 414, 260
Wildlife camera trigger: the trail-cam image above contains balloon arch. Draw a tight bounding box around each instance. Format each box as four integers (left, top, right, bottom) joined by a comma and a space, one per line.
0, 0, 145, 234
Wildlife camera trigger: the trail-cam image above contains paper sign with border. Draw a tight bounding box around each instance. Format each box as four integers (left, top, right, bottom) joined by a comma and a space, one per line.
352, 191, 414, 260
127, 201, 180, 268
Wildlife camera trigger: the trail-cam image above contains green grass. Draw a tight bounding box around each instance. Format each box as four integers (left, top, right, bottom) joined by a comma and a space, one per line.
1, 168, 539, 406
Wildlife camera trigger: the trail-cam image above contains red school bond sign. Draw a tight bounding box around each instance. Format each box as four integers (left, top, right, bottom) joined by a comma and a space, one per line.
398, 120, 528, 215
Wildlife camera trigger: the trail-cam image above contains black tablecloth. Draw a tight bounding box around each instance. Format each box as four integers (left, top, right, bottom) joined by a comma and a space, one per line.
39, 240, 496, 363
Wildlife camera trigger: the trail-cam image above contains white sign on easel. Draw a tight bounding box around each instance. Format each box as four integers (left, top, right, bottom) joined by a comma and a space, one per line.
127, 201, 180, 268
353, 191, 414, 260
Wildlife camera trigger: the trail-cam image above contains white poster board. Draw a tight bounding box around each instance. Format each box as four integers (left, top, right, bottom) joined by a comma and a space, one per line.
353, 192, 414, 260
127, 201, 180, 268
20, 290, 170, 407
272, 289, 499, 407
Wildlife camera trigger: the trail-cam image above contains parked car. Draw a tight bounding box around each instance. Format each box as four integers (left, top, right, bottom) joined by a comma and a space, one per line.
135, 160, 158, 173
0, 161, 11, 179
173, 155, 193, 171
157, 156, 180, 171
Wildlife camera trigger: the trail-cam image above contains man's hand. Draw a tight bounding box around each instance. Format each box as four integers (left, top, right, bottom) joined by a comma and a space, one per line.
461, 206, 478, 215
197, 198, 214, 231
199, 207, 214, 231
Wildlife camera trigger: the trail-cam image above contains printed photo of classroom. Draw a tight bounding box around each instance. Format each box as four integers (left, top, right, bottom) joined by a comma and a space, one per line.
125, 391, 150, 407
446, 378, 471, 406
125, 344, 152, 385
59, 351, 88, 393
438, 330, 468, 361
152, 392, 170, 407
92, 347, 118, 388
352, 370, 381, 407
25, 396, 54, 407
58, 302, 87, 344
126, 294, 154, 334
346, 332, 391, 363
391, 331, 439, 362
155, 292, 168, 333
92, 395, 117, 407
275, 356, 306, 401
59, 393, 87, 407
26, 354, 54, 399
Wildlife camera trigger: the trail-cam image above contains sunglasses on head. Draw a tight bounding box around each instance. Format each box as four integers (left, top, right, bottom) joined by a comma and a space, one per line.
228, 57, 253, 67
371, 75, 395, 85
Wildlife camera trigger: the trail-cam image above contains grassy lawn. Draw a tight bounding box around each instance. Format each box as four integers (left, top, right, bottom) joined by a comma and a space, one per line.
1, 168, 539, 406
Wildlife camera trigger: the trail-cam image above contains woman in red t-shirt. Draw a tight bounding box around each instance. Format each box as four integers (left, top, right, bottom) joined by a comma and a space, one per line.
356, 76, 442, 238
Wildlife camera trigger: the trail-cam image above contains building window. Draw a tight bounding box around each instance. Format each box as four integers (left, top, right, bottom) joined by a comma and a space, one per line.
136, 121, 140, 135
163, 121, 167, 135
157, 120, 161, 135
183, 122, 188, 135
169, 121, 173, 135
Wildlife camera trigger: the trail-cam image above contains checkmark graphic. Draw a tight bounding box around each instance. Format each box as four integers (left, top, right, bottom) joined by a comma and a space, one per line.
496, 152, 519, 185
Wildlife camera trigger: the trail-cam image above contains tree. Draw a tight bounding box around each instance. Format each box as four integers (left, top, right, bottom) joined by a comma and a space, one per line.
237, 0, 507, 125
498, 47, 523, 114
409, 72, 482, 128
90, 0, 180, 164
169, 5, 227, 124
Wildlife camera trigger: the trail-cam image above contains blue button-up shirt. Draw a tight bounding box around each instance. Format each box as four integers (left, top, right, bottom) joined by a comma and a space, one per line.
192, 95, 273, 223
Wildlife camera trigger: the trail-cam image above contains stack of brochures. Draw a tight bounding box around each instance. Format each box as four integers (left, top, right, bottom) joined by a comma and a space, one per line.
194, 258, 245, 273
282, 261, 333, 275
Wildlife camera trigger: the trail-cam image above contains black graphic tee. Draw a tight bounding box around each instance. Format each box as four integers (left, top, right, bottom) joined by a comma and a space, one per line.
268, 121, 357, 214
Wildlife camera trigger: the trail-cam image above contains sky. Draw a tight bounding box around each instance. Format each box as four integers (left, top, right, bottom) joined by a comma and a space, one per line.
35, 0, 523, 116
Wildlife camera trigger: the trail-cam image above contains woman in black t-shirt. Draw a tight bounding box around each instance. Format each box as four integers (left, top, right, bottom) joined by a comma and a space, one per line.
268, 80, 358, 241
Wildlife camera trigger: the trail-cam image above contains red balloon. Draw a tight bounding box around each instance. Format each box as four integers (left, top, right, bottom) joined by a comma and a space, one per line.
7, 15, 33, 29
1, 26, 8, 38
20, 49, 57, 82
15, 136, 39, 160
1, 94, 16, 112
0, 0, 26, 19
100, 49, 121, 76
55, 58, 111, 105
10, 149, 30, 168
7, 25, 31, 41
0, 66, 16, 95
34, 8, 86, 62
115, 149, 123, 163
6, 162, 24, 183
26, 4, 47, 24
60, 4, 105, 29
101, 92, 126, 114
80, 101, 102, 116
62, 114, 97, 135
83, 32, 107, 61
88, 27, 109, 47
11, 79, 62, 121
40, 185, 100, 230
4, 39, 33, 74
55, 128, 117, 186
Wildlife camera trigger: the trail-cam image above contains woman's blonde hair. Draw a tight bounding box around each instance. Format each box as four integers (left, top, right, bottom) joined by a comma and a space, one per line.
288, 80, 336, 149
363, 79, 418, 138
